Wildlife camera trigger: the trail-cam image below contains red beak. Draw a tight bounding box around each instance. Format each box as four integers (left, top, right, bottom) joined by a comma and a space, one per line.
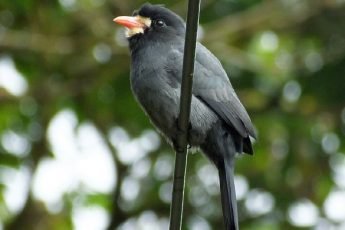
113, 16, 145, 29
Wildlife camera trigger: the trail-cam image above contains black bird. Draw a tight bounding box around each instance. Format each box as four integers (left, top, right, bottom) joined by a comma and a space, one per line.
114, 3, 256, 229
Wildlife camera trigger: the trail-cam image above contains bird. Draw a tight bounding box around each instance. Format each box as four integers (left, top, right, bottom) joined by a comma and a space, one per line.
113, 3, 256, 229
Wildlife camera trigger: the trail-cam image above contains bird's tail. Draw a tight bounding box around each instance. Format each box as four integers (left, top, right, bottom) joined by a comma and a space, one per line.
218, 156, 238, 230
201, 122, 240, 229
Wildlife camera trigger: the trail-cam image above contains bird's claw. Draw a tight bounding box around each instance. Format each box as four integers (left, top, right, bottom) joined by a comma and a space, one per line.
172, 119, 193, 152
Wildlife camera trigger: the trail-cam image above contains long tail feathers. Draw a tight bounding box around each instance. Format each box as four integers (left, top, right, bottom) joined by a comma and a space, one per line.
218, 156, 239, 230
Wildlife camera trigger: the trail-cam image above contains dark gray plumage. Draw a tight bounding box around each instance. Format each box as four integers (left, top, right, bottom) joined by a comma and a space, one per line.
114, 3, 256, 229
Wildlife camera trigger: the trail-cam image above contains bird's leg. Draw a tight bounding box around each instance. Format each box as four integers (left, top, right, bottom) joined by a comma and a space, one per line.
172, 118, 183, 152
172, 119, 193, 152
187, 122, 193, 149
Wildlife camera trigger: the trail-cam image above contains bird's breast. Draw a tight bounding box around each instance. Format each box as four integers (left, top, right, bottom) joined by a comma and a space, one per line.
130, 63, 181, 140
129, 45, 219, 148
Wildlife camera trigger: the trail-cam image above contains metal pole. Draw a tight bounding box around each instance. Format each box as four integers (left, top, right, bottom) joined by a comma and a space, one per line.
169, 0, 201, 229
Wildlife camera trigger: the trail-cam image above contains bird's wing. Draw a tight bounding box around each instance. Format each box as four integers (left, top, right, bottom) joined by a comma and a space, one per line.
165, 43, 256, 138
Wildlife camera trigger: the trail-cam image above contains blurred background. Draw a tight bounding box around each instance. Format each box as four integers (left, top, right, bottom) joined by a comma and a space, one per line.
0, 0, 345, 229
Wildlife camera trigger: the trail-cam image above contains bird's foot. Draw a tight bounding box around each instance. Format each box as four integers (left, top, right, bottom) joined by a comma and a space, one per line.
172, 119, 193, 152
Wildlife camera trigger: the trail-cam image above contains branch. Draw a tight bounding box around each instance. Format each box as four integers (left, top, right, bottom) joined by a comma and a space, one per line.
169, 0, 201, 229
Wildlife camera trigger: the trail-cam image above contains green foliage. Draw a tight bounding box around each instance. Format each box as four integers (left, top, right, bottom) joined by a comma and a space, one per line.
0, 0, 345, 229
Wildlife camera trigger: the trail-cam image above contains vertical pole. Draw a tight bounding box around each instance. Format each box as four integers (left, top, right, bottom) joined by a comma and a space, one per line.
169, 0, 201, 230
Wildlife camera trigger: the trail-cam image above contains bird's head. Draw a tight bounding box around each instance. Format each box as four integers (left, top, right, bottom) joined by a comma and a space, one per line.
113, 3, 185, 47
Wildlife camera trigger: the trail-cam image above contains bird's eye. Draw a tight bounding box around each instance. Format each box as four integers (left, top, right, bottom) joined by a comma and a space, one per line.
155, 19, 166, 27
